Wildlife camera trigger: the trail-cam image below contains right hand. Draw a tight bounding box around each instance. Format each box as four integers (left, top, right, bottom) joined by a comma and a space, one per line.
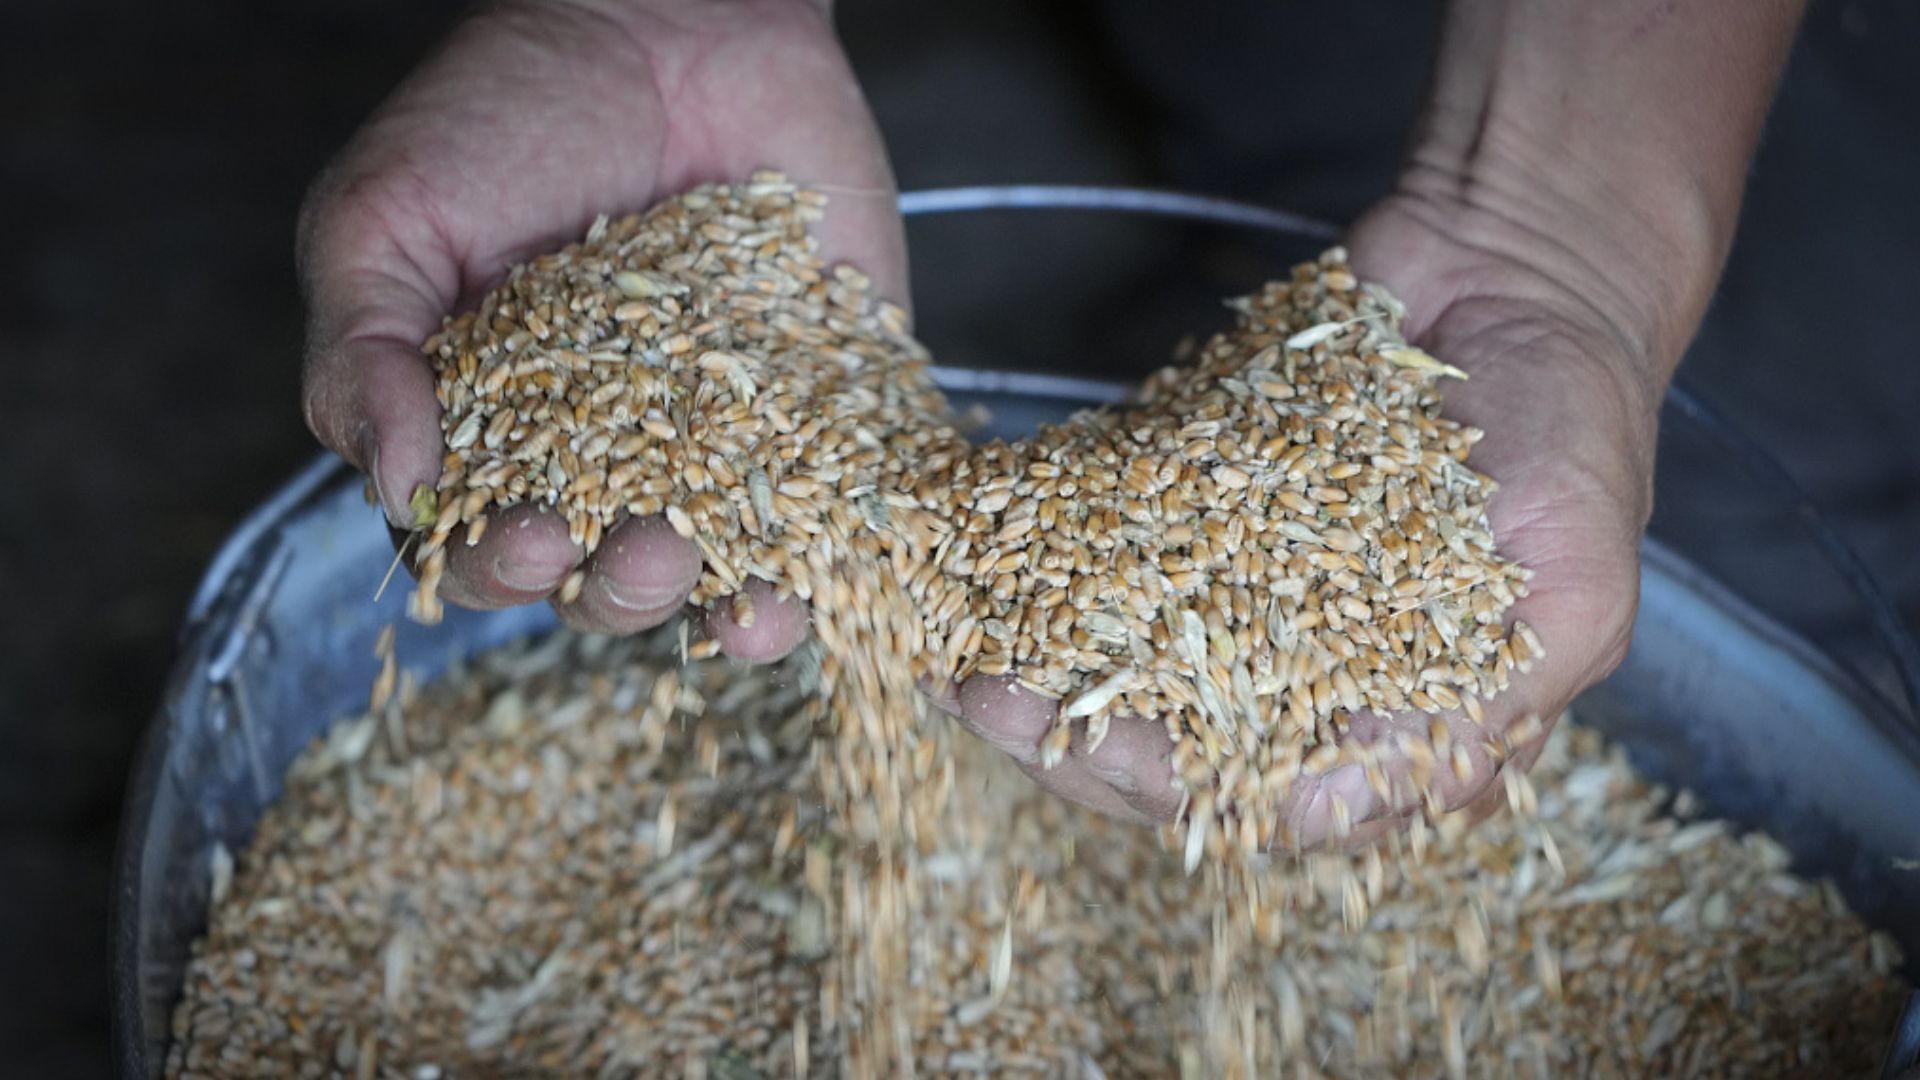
299, 0, 904, 657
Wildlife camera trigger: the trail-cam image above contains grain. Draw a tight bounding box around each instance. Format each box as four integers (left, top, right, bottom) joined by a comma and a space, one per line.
400, 173, 1535, 865
385, 175, 1549, 1073
166, 629, 1906, 1077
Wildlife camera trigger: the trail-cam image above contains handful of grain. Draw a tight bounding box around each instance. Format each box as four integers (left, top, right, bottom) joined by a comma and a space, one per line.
408, 172, 1537, 862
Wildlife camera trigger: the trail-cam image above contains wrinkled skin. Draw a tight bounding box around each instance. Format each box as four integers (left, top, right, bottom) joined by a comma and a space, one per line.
302, 0, 1655, 850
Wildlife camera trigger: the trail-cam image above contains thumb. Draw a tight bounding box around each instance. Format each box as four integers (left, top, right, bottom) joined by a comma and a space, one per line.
298, 182, 455, 529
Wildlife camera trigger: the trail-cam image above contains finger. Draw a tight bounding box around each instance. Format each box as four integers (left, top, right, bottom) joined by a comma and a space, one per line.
1284, 761, 1387, 853
1282, 704, 1565, 852
706, 578, 811, 662
300, 185, 461, 529
1506, 713, 1559, 774
953, 675, 1058, 765
305, 332, 446, 530
1270, 707, 1400, 852
954, 676, 1161, 824
1460, 779, 1510, 829
554, 515, 703, 635
1329, 813, 1411, 854
1008, 755, 1149, 824
1456, 711, 1563, 829
1073, 715, 1184, 823
918, 676, 962, 719
438, 502, 581, 611
813, 181, 910, 313
1275, 711, 1451, 852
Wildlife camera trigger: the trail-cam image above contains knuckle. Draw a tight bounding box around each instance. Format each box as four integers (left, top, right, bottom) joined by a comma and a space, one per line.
296, 158, 378, 284
298, 152, 441, 291
293, 166, 341, 271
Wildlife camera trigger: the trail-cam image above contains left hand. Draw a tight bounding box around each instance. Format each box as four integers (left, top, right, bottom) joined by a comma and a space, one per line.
298, 0, 903, 657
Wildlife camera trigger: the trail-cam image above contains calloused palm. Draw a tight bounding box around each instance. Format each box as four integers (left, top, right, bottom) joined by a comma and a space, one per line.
300, 0, 902, 654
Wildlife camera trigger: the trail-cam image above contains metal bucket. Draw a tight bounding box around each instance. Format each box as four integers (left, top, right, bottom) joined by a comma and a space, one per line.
112, 189, 1920, 1077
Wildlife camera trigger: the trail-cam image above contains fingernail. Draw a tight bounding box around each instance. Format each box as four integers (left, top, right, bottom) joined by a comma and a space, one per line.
358, 434, 404, 529
494, 555, 570, 594
1295, 765, 1379, 849
604, 578, 686, 612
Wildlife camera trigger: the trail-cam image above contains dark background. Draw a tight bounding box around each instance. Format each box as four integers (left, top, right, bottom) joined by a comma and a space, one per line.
5, 0, 1916, 1072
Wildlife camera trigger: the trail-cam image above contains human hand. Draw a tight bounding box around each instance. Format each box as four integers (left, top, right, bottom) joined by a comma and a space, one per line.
947, 0, 1803, 846
946, 175, 1689, 846
299, 0, 902, 656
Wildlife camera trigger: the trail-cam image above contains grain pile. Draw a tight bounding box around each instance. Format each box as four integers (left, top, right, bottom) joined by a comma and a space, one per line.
166, 628, 1907, 1078
389, 173, 1553, 1072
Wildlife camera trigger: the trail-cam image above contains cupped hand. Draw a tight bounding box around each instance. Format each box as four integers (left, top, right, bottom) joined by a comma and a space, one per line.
299, 0, 902, 655
949, 188, 1662, 848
